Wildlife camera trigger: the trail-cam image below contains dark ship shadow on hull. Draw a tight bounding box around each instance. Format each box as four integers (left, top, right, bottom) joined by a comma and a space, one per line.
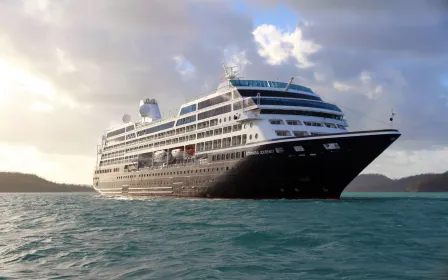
203, 131, 400, 199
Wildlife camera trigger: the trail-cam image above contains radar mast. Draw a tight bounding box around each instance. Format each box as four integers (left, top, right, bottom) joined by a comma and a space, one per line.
222, 62, 242, 80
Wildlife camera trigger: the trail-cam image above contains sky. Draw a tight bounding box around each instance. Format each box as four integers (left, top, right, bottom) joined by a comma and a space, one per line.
0, 0, 447, 184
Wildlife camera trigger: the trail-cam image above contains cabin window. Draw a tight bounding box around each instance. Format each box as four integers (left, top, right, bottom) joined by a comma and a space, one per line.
231, 136, 237, 146
180, 104, 197, 115
269, 119, 283, 125
210, 119, 218, 127
198, 105, 232, 121
214, 128, 222, 135
205, 141, 212, 150
233, 124, 242, 132
186, 125, 196, 132
287, 120, 301, 126
276, 130, 291, 137
233, 101, 243, 110
304, 121, 323, 127
293, 131, 309, 137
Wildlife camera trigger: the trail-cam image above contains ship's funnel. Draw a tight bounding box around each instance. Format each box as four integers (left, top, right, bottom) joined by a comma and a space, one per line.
139, 98, 161, 122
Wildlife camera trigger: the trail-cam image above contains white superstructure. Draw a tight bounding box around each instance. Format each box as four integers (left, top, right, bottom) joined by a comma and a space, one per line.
94, 64, 348, 174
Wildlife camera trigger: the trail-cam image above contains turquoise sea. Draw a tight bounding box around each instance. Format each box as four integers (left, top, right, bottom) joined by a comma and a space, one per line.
1, 192, 448, 279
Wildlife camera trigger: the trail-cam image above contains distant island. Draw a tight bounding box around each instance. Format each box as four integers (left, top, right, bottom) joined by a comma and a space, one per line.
345, 171, 448, 192
1, 171, 447, 193
0, 172, 95, 192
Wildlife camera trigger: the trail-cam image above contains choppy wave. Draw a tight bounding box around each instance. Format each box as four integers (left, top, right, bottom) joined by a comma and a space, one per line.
1, 192, 448, 279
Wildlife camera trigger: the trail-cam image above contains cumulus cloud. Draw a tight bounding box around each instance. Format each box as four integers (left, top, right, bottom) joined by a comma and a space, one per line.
0, 0, 253, 156
252, 24, 320, 68
248, 0, 448, 147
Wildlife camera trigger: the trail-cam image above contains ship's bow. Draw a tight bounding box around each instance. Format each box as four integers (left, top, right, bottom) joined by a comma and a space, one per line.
207, 130, 401, 199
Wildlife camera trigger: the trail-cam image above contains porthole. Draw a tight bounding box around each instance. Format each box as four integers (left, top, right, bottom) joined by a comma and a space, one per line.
255, 133, 258, 139
249, 134, 252, 140
244, 124, 247, 129
250, 122, 253, 128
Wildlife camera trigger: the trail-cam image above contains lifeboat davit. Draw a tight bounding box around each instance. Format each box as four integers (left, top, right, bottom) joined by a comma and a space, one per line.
186, 146, 195, 156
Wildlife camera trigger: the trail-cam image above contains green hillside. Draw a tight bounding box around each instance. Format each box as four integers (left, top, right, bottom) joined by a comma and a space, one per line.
0, 172, 94, 192
345, 172, 448, 192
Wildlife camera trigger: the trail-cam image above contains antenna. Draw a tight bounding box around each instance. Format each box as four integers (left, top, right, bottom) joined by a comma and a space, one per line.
389, 109, 396, 128
222, 62, 241, 80
285, 77, 294, 91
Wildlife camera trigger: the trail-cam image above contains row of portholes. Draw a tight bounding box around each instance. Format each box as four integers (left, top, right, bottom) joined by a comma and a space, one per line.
244, 123, 257, 142
249, 133, 258, 140
243, 123, 254, 129
127, 178, 217, 187
118, 166, 233, 179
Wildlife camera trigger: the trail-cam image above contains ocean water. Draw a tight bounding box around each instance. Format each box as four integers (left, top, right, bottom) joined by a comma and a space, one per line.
1, 193, 448, 280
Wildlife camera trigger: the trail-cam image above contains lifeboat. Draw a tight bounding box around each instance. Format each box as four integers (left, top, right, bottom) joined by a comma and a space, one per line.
171, 148, 186, 160
153, 150, 168, 163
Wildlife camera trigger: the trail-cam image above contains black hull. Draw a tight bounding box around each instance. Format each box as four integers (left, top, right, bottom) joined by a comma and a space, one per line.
95, 130, 400, 199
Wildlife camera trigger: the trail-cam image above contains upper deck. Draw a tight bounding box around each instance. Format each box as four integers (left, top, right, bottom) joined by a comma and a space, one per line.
102, 60, 344, 149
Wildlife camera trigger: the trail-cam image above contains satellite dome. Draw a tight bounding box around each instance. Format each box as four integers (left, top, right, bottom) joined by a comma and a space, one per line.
122, 114, 131, 123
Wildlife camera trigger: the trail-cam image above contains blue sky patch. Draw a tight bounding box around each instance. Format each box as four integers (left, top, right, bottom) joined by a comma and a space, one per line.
231, 0, 299, 31
440, 75, 448, 89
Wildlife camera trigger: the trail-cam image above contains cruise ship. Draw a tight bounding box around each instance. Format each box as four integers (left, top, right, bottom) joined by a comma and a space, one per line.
93, 64, 401, 199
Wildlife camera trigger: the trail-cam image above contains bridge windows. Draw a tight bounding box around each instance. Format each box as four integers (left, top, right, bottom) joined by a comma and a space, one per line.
237, 89, 321, 101
198, 92, 232, 110
256, 97, 342, 112
261, 109, 344, 121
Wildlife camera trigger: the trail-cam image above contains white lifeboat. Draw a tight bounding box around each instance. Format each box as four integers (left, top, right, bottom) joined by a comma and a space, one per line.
171, 148, 186, 159
153, 150, 167, 163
